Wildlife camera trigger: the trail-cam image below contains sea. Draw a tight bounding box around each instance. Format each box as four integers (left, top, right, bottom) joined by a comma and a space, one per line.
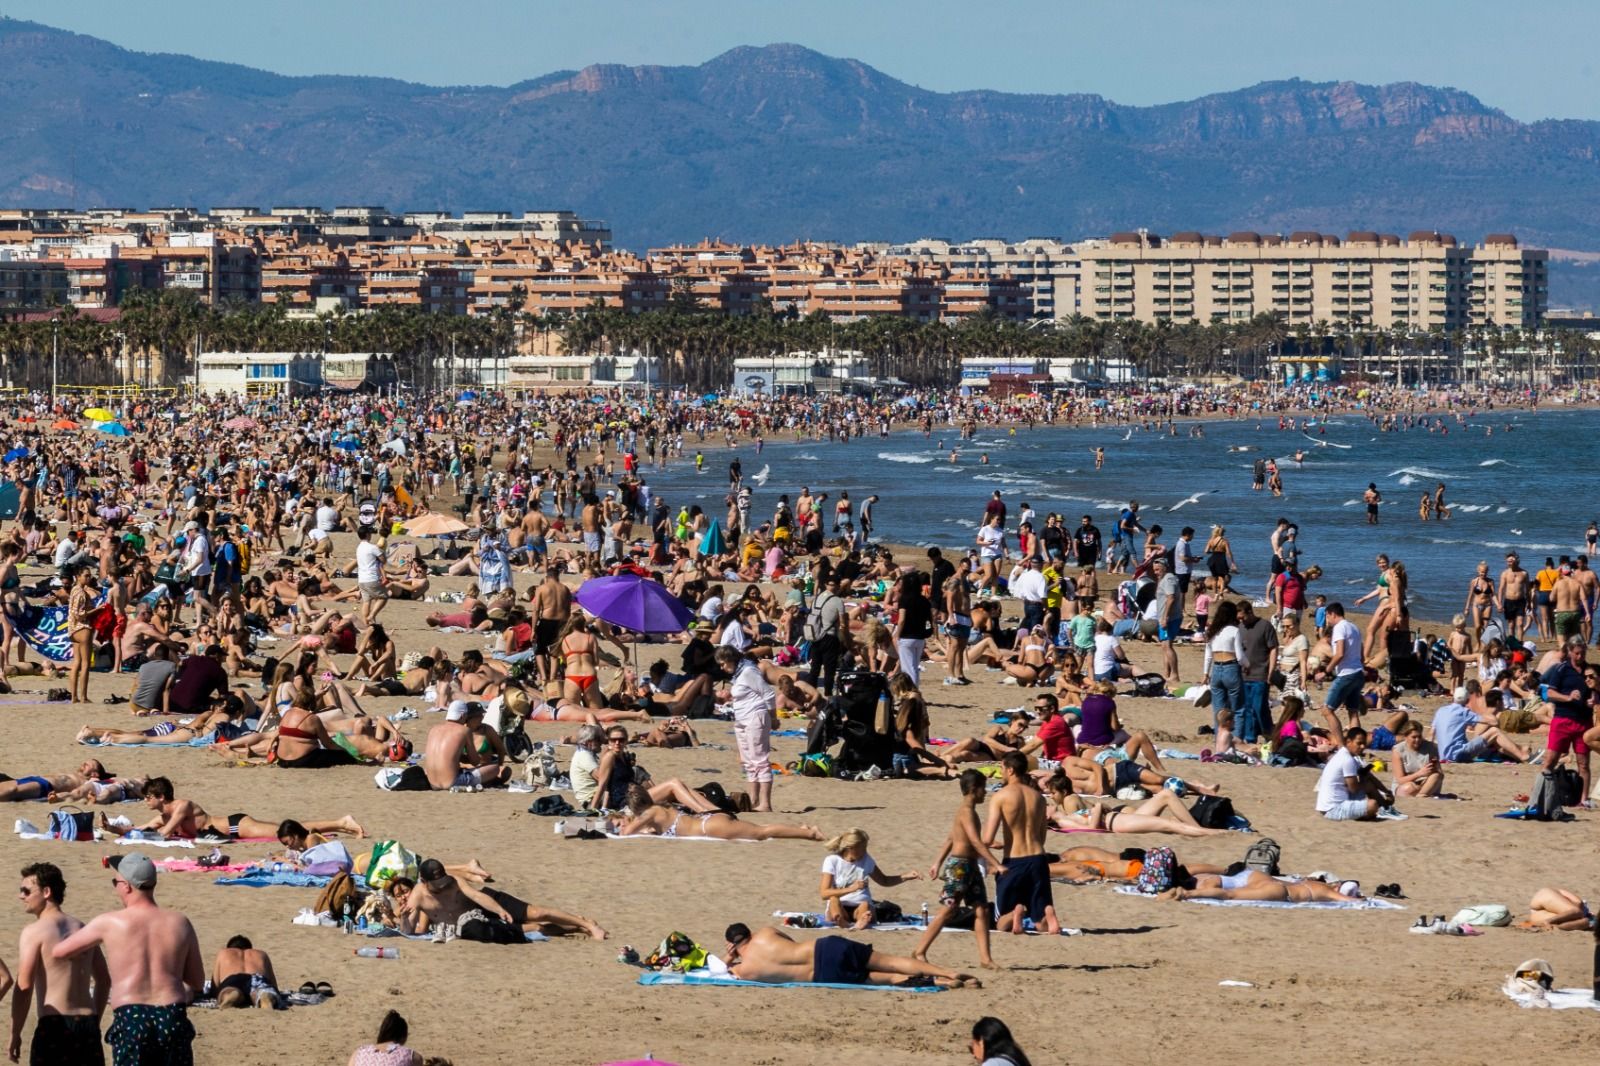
640, 406, 1597, 627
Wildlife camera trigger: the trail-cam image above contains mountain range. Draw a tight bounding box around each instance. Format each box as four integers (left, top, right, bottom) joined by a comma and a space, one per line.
6, 16, 1600, 307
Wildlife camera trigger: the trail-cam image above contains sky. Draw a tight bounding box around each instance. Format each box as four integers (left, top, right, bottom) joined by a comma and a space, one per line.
5, 0, 1598, 121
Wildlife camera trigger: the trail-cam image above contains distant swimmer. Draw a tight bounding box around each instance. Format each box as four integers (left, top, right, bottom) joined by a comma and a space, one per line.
1094, 447, 1105, 470
1363, 483, 1383, 525
949, 450, 959, 463
980, 453, 990, 465
1294, 449, 1305, 464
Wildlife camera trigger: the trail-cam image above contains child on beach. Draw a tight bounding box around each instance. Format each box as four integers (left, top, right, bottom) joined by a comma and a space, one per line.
914, 770, 1007, 969
818, 828, 922, 929
1193, 590, 1213, 636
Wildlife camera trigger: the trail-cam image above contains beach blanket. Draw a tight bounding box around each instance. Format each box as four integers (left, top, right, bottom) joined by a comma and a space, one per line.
157, 859, 256, 874
216, 870, 336, 888
1114, 886, 1403, 910
600, 831, 757, 843
13, 823, 196, 848
12, 591, 110, 662
769, 911, 1081, 936
82, 736, 215, 748
1158, 748, 1202, 761
1503, 986, 1600, 1011
637, 971, 945, 993
362, 927, 548, 943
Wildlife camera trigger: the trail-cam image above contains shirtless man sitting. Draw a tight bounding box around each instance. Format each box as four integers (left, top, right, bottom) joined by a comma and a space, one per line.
11, 862, 109, 1065
400, 859, 608, 941
53, 853, 204, 1066
422, 701, 508, 791
120, 607, 186, 672
211, 935, 280, 1009
723, 923, 979, 989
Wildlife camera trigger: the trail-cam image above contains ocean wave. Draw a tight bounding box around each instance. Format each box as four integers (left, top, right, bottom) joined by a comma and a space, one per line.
1388, 467, 1454, 481
877, 452, 934, 464
1479, 459, 1509, 467
795, 453, 819, 461
974, 473, 1043, 486
1397, 475, 1418, 487
934, 466, 965, 473
1455, 504, 1493, 513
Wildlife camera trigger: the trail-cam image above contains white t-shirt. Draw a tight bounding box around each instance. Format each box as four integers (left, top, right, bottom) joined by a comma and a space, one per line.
977, 524, 1004, 559
315, 504, 339, 532
728, 660, 774, 723
698, 596, 724, 622
1092, 633, 1122, 676
356, 540, 385, 584
821, 853, 876, 906
53, 537, 77, 567
185, 531, 212, 578
1330, 618, 1364, 676
1315, 748, 1363, 812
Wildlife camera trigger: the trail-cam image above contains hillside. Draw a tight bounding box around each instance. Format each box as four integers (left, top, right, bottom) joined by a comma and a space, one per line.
5, 18, 1600, 255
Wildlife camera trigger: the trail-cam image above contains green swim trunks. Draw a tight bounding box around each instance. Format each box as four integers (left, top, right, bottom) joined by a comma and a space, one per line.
106, 1003, 193, 1066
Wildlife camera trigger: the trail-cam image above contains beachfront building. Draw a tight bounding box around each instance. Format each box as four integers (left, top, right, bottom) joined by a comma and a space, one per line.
731, 350, 873, 395
197, 351, 323, 396
506, 353, 659, 393
1072, 230, 1547, 331
323, 352, 399, 392
959, 356, 1049, 389
865, 238, 1080, 320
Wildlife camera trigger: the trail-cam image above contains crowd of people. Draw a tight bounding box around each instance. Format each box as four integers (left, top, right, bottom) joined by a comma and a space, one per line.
0, 379, 1593, 1062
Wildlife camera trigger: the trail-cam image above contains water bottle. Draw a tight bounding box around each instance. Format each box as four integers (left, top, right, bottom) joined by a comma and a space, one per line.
341, 899, 355, 933
354, 947, 399, 959
921, 902, 930, 927
270, 862, 284, 874
356, 914, 368, 934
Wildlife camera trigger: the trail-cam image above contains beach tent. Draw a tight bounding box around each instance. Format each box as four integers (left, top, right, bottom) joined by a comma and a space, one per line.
700, 518, 727, 557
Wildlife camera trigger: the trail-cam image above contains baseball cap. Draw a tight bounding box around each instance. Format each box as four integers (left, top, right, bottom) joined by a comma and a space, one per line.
418, 858, 447, 883
445, 700, 471, 722
183, 521, 199, 532
1453, 686, 1469, 702
112, 852, 157, 890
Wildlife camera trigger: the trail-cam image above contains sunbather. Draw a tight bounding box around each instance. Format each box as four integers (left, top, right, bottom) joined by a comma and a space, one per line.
1042, 771, 1229, 837
1517, 887, 1598, 930
724, 923, 979, 988
615, 785, 824, 840
1157, 870, 1362, 903
391, 866, 608, 940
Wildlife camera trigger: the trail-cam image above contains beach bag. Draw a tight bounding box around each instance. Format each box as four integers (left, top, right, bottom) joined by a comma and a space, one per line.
1452, 904, 1511, 928
1188, 795, 1235, 829
1132, 673, 1166, 698
1244, 837, 1281, 876
313, 872, 360, 919
528, 794, 576, 817
299, 841, 353, 877
457, 913, 524, 945
872, 900, 904, 924
1270, 734, 1309, 768
364, 840, 419, 891
48, 807, 94, 842
1133, 846, 1178, 894
1531, 768, 1581, 818
1551, 766, 1585, 808
796, 752, 834, 778
645, 931, 708, 973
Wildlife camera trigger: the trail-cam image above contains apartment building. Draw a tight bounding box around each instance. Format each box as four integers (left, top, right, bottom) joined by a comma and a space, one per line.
867, 238, 1079, 320
1073, 230, 1546, 330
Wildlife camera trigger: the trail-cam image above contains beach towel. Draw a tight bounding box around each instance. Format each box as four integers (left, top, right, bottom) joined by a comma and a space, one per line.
1114, 886, 1403, 910
769, 911, 1081, 936
599, 831, 757, 844
1502, 986, 1600, 1011
1157, 748, 1202, 761
156, 859, 256, 874
360, 926, 548, 943
13, 822, 196, 848
637, 971, 945, 993
216, 870, 339, 888
11, 590, 110, 661
81, 736, 216, 748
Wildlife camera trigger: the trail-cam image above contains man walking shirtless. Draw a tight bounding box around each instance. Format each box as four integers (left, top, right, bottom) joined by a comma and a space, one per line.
53, 854, 203, 1066
532, 565, 572, 685
983, 752, 1061, 935
11, 862, 108, 1065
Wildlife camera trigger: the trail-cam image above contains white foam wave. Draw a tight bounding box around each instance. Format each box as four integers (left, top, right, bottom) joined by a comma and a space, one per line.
1397, 475, 1418, 487
935, 466, 965, 473
877, 452, 934, 464
1388, 467, 1453, 481
1479, 459, 1508, 467
795, 453, 819, 461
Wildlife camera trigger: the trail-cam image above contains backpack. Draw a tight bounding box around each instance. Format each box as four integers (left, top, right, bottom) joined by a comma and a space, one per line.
795, 752, 834, 778
1132, 673, 1166, 698
364, 840, 419, 891
48, 807, 94, 842
1530, 768, 1582, 819
802, 593, 837, 643
1244, 837, 1281, 876
457, 914, 525, 944
1134, 846, 1178, 894
1270, 734, 1309, 768
313, 871, 360, 919
1189, 795, 1236, 829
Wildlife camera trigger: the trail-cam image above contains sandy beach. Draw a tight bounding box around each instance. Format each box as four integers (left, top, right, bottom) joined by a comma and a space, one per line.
3, 524, 1598, 1066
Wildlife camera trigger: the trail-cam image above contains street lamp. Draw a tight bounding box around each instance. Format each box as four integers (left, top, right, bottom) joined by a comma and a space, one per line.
50, 318, 59, 406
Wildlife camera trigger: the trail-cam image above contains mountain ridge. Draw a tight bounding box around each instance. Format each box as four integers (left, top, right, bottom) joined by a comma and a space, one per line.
3, 17, 1600, 256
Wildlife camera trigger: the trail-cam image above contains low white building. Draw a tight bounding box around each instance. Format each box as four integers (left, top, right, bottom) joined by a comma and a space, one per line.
323, 352, 399, 391
958, 356, 1048, 389
197, 351, 322, 396
507, 353, 660, 393
731, 350, 873, 395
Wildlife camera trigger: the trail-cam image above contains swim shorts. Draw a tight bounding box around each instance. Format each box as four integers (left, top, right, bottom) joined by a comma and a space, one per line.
811, 935, 873, 984
938, 855, 988, 908
1554, 611, 1581, 640
994, 853, 1054, 923
31, 1013, 103, 1066
1503, 597, 1525, 621
1547, 716, 1590, 757
106, 1003, 193, 1066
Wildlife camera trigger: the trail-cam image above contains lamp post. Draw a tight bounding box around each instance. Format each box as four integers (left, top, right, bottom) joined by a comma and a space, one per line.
51, 319, 59, 406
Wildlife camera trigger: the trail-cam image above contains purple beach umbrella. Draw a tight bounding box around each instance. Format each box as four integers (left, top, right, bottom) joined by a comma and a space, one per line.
574, 573, 694, 634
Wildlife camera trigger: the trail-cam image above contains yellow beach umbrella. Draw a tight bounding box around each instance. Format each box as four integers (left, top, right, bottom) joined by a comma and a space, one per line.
82, 407, 115, 422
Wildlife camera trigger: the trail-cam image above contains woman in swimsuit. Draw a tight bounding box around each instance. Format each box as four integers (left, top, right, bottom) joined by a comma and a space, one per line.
1002, 626, 1055, 688
272, 690, 359, 769
558, 615, 604, 709
1159, 870, 1360, 903
1464, 561, 1496, 639
615, 785, 823, 841
939, 716, 1031, 768
66, 566, 96, 704
344, 624, 397, 683
1518, 887, 1599, 930
1042, 771, 1228, 838
1203, 526, 1236, 596
50, 774, 148, 805
1048, 845, 1229, 884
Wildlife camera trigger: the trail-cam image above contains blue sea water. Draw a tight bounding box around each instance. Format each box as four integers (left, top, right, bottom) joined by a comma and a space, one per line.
644, 407, 1598, 625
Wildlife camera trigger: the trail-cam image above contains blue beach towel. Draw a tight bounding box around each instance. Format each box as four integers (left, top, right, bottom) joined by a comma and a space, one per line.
637, 971, 945, 993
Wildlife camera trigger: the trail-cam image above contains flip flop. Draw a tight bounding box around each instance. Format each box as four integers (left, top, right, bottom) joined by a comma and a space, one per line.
297, 982, 316, 996
315, 981, 334, 997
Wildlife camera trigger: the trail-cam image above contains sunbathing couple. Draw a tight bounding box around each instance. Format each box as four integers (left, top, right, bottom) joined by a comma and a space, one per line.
1046, 845, 1361, 902
0, 760, 135, 803
615, 785, 824, 841
390, 858, 609, 943
96, 776, 364, 843
1042, 771, 1229, 838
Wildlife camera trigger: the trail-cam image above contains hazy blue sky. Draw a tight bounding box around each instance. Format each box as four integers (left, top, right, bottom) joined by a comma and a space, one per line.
7, 0, 1597, 120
